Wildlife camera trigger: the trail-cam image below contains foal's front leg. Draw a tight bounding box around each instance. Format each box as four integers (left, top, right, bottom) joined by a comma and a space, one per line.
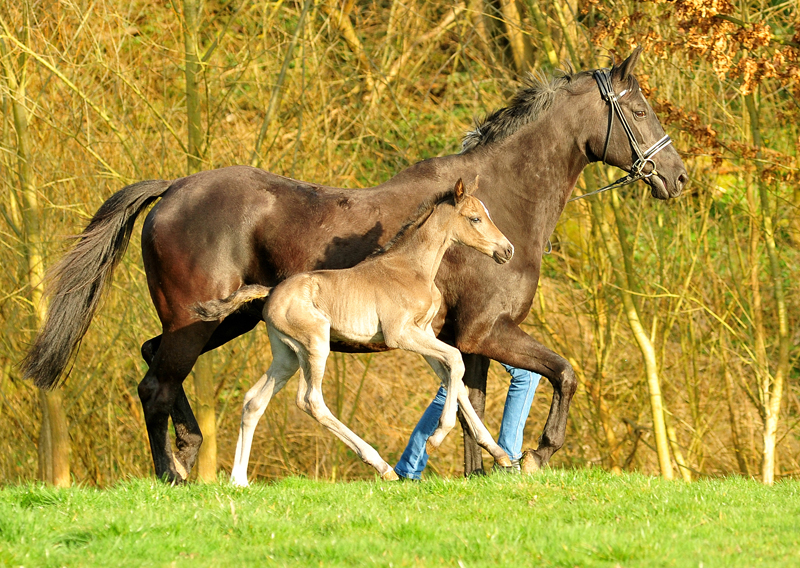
294, 335, 398, 480
422, 356, 511, 467
392, 327, 510, 466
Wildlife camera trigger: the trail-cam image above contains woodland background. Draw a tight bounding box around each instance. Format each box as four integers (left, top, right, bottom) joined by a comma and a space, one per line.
0, 0, 798, 486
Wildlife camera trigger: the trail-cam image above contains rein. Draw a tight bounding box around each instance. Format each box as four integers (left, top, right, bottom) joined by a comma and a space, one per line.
567, 68, 672, 203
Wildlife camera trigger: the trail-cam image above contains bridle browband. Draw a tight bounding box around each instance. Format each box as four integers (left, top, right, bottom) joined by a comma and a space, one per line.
568, 68, 672, 203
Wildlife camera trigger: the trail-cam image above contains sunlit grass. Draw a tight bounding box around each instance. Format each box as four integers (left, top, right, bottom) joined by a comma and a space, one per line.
1, 469, 798, 567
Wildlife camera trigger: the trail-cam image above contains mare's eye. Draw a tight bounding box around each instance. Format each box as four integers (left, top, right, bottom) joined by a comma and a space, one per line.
633, 110, 646, 119
470, 217, 481, 224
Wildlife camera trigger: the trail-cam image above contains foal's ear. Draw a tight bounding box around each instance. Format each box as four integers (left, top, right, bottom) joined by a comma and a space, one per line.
454, 178, 466, 203
466, 175, 479, 196
612, 46, 643, 82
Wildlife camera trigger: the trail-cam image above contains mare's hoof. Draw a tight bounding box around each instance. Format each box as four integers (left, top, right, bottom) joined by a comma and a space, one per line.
520, 449, 542, 474
382, 469, 400, 481
466, 467, 487, 478
158, 471, 187, 485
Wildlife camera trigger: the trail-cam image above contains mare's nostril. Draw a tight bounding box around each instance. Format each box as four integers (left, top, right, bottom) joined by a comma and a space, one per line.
676, 172, 688, 194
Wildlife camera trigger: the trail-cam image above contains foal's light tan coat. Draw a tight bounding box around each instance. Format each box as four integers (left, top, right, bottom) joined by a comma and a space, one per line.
196, 178, 514, 484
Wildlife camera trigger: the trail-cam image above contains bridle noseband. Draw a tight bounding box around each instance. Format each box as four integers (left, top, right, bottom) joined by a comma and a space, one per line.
568, 68, 673, 203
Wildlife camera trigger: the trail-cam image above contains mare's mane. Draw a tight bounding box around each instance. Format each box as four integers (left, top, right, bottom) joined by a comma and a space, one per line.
368, 190, 454, 258
460, 63, 639, 153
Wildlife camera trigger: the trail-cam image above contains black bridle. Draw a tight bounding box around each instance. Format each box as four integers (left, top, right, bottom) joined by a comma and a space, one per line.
568, 68, 672, 203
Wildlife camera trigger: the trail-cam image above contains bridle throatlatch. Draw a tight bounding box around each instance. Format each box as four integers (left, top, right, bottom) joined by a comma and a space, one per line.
568, 68, 673, 203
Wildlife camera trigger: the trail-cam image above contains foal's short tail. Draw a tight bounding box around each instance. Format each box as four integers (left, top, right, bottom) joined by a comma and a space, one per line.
22, 179, 172, 390
192, 285, 272, 322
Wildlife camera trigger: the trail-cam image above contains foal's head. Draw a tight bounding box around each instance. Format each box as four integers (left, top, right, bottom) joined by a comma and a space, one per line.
450, 177, 514, 264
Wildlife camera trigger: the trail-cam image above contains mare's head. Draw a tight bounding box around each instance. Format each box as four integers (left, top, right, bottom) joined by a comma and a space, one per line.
450, 177, 514, 264
461, 48, 687, 200
584, 48, 688, 199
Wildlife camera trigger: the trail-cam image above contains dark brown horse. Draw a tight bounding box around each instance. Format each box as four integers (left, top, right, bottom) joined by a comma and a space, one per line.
24, 49, 687, 482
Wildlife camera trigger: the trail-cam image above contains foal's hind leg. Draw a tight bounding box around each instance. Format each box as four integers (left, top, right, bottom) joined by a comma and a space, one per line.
230, 328, 299, 487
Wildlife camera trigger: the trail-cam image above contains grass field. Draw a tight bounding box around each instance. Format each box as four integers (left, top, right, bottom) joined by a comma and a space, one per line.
1, 468, 798, 567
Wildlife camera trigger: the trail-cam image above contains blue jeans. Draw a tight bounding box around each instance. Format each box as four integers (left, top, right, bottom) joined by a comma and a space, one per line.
394, 364, 541, 479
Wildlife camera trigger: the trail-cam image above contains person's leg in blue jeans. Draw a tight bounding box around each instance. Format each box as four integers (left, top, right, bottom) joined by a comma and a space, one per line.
394, 366, 540, 479
394, 386, 447, 480
497, 364, 540, 464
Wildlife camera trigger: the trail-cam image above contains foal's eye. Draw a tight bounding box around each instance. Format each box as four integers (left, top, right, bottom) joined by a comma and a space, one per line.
469, 217, 481, 224
633, 110, 647, 119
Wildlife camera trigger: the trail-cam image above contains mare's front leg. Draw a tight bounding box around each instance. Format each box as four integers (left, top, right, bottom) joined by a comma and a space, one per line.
458, 317, 577, 471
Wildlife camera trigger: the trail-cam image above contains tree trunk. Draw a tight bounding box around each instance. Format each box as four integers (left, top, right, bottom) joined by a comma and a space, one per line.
745, 93, 789, 485
499, 0, 530, 72
3, 29, 71, 486
183, 0, 216, 481
193, 354, 217, 482
589, 184, 673, 479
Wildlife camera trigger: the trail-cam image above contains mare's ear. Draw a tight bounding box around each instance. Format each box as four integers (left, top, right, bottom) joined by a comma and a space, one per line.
454, 178, 466, 203
465, 175, 479, 196
612, 46, 642, 82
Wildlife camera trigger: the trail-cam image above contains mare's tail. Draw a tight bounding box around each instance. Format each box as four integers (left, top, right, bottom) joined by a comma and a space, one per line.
192, 285, 272, 322
22, 179, 172, 389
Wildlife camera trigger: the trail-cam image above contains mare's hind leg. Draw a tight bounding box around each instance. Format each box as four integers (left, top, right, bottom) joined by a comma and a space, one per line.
142, 336, 202, 477
141, 314, 262, 481
230, 327, 299, 487
422, 355, 511, 467
293, 333, 397, 480
138, 323, 216, 482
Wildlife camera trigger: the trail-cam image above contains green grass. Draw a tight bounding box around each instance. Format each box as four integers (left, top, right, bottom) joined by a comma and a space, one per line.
1, 469, 798, 567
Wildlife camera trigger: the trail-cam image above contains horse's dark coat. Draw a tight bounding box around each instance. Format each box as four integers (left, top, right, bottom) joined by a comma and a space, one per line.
24, 50, 687, 480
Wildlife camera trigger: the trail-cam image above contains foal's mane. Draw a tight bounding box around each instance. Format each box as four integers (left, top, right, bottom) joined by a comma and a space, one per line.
369, 190, 454, 258
461, 63, 639, 153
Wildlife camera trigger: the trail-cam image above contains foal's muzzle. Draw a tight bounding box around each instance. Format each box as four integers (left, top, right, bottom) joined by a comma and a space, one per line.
493, 242, 514, 264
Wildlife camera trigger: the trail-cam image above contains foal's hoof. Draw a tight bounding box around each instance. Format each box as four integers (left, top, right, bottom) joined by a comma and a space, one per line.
425, 440, 437, 455
520, 449, 542, 474
382, 469, 400, 481
494, 453, 512, 468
